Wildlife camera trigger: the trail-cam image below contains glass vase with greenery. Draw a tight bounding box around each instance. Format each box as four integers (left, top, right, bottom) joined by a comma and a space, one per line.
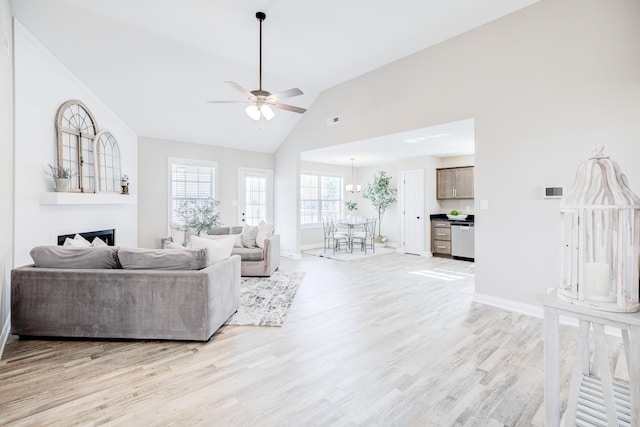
362, 170, 397, 238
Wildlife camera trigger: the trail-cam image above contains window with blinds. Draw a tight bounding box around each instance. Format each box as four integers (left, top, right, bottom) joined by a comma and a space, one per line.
169, 160, 217, 225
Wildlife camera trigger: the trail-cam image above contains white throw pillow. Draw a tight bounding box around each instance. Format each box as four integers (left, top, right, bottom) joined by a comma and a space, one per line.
256, 221, 275, 249
170, 222, 186, 246
190, 235, 235, 266
232, 233, 243, 248
91, 237, 108, 247
63, 234, 92, 247
242, 224, 258, 248
164, 240, 185, 249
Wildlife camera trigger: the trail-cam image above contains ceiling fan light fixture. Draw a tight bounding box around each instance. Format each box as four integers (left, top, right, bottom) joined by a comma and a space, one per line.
245, 104, 261, 120
207, 11, 306, 118
260, 104, 275, 120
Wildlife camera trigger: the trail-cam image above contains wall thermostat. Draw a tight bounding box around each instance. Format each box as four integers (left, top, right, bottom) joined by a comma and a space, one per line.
543, 186, 564, 199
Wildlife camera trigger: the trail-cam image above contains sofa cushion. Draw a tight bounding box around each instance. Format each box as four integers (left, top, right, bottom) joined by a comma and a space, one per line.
163, 240, 186, 249
256, 221, 275, 249
230, 226, 243, 234
170, 222, 196, 246
190, 235, 235, 266
242, 224, 258, 248
118, 247, 207, 270
231, 247, 264, 262
232, 233, 243, 248
207, 226, 230, 235
30, 246, 121, 269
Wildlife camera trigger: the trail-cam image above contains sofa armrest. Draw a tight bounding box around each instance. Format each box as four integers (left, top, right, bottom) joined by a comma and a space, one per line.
262, 234, 280, 274
160, 236, 172, 248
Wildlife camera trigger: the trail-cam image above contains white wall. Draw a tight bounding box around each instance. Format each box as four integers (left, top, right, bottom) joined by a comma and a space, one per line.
0, 0, 13, 357
275, 0, 640, 307
13, 20, 138, 267
137, 136, 273, 249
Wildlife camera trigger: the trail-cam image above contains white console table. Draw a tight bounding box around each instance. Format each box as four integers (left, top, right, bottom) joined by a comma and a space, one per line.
544, 291, 640, 426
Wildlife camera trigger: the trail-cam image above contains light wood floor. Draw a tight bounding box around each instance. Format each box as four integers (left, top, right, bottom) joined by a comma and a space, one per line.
0, 253, 625, 426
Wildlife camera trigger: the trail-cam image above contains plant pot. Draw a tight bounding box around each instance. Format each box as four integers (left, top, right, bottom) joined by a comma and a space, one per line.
54, 178, 70, 192
375, 235, 387, 246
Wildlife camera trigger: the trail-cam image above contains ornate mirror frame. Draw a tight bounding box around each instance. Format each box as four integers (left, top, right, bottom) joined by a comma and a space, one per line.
94, 130, 122, 193
55, 99, 98, 193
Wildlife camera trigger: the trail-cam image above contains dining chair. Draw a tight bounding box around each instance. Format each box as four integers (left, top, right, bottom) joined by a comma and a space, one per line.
351, 218, 376, 254
323, 217, 349, 254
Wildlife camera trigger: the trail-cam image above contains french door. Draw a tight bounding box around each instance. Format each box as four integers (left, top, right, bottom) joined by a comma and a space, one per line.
238, 168, 273, 226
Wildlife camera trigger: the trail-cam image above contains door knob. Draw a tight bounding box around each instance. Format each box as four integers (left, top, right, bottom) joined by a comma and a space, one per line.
417, 216, 420, 219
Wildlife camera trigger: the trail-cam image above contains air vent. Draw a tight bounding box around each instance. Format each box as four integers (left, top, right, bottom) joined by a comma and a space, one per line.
326, 115, 340, 126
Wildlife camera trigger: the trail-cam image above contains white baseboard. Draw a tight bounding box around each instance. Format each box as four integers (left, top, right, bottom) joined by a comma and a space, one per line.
474, 292, 543, 319
473, 293, 585, 330
300, 243, 323, 251
281, 251, 301, 260
0, 314, 10, 360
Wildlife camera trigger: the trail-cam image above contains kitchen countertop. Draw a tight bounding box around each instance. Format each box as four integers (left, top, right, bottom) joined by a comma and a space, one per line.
430, 214, 475, 224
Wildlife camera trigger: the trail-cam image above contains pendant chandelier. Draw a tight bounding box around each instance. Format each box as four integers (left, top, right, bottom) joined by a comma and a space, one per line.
345, 158, 361, 193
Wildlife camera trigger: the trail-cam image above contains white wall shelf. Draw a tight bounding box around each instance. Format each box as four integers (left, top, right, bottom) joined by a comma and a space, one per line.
39, 192, 137, 205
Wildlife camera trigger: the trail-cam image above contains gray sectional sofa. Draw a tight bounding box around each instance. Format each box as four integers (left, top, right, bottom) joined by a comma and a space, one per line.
207, 226, 280, 277
11, 246, 241, 341
164, 225, 280, 277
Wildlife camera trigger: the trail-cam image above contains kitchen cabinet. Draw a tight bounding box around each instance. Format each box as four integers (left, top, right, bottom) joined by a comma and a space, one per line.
436, 166, 474, 200
431, 220, 451, 257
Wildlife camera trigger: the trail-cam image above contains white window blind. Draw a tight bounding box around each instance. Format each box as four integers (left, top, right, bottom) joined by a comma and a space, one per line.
170, 161, 216, 225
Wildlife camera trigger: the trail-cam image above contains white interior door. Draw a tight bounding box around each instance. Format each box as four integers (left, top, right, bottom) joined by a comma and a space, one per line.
402, 169, 424, 255
238, 168, 273, 226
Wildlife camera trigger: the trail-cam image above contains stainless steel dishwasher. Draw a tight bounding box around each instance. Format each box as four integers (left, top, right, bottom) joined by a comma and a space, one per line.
451, 222, 474, 260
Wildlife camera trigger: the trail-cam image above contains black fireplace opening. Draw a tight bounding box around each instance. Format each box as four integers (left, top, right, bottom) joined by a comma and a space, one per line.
57, 229, 116, 246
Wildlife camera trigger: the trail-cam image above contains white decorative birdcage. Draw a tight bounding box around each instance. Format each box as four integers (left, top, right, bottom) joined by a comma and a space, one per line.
558, 145, 640, 312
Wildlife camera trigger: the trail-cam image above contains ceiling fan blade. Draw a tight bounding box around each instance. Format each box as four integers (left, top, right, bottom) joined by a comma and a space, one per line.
206, 100, 246, 104
267, 88, 303, 101
224, 81, 255, 98
271, 103, 307, 114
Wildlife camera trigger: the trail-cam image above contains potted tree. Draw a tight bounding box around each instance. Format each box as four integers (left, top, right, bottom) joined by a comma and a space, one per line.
45, 164, 75, 192
362, 170, 397, 243
176, 198, 221, 235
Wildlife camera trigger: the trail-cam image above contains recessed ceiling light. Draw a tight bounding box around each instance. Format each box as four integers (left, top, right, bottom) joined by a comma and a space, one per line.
404, 139, 417, 143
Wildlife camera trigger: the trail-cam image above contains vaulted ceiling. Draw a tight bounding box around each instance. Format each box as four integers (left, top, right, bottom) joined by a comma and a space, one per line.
12, 0, 539, 153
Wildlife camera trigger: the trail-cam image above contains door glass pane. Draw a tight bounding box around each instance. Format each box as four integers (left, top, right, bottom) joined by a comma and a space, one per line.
245, 176, 267, 226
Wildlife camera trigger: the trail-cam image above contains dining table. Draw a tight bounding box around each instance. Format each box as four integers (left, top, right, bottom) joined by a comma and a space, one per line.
336, 220, 365, 253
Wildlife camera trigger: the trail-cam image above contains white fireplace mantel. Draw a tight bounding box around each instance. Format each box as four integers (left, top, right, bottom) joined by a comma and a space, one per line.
39, 192, 137, 205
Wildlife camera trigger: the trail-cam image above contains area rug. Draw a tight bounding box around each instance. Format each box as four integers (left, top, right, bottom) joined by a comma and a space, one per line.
224, 271, 305, 327
303, 245, 396, 261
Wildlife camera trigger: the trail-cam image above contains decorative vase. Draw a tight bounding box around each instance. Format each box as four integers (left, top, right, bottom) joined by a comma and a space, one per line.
54, 178, 70, 192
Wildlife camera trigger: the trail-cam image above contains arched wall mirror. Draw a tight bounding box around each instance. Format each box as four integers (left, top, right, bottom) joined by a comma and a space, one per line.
94, 130, 122, 193
55, 99, 98, 193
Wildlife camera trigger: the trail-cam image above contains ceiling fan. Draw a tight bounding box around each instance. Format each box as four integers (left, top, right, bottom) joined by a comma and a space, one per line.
207, 11, 307, 121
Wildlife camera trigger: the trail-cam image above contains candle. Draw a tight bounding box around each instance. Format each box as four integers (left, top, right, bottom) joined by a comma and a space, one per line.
584, 262, 610, 299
